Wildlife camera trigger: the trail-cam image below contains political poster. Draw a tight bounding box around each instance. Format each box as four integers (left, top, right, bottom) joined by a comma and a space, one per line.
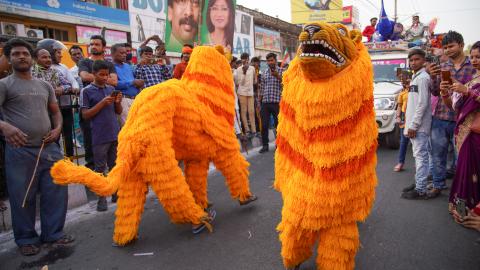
129, 0, 166, 49
291, 0, 343, 24
164, 0, 202, 53
200, 0, 236, 53
232, 10, 254, 57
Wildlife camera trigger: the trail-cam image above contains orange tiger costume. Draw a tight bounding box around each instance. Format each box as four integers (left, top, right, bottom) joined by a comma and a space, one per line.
274, 23, 378, 270
51, 46, 256, 246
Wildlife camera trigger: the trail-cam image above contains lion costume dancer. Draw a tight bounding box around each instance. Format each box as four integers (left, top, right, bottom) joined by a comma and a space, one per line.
51, 46, 257, 246
274, 23, 378, 270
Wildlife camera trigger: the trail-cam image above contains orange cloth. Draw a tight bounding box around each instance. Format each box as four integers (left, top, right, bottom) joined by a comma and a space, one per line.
173, 62, 188, 79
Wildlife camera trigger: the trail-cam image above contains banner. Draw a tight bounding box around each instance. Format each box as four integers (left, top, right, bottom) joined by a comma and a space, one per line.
232, 10, 254, 57
76, 26, 127, 46
129, 0, 166, 49
164, 0, 202, 53
200, 0, 236, 53
291, 0, 343, 24
0, 0, 129, 31
254, 26, 281, 52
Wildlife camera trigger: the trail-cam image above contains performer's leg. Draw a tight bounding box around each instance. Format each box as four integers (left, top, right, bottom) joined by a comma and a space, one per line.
212, 150, 252, 202
147, 166, 206, 225
316, 222, 359, 270
279, 223, 319, 268
184, 159, 210, 209
112, 172, 147, 245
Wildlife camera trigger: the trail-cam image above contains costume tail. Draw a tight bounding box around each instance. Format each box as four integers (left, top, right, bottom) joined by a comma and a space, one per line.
51, 143, 137, 197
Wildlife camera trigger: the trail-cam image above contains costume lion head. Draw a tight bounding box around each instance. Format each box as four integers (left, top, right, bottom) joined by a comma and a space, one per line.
298, 22, 362, 80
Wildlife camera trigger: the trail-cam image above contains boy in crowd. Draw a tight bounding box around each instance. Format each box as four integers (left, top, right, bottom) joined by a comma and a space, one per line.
402, 49, 432, 199
81, 60, 122, 211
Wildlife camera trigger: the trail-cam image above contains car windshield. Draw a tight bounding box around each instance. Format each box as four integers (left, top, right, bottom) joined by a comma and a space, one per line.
372, 59, 407, 82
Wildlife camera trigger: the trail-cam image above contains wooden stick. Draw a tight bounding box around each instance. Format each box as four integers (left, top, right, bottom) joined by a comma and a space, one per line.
22, 141, 45, 208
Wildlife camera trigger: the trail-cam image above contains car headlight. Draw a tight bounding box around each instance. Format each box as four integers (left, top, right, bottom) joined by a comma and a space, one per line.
374, 97, 396, 110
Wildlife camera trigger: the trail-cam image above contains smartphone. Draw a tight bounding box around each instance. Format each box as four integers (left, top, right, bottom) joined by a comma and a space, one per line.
441, 70, 452, 84
456, 199, 467, 218
110, 90, 120, 97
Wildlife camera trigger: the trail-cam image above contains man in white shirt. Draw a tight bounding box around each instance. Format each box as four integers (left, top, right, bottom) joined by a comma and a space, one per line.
234, 53, 257, 138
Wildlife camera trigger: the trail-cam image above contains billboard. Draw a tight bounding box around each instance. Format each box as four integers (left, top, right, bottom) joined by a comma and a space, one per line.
291, 0, 343, 24
164, 0, 203, 53
232, 10, 254, 57
254, 26, 281, 52
76, 26, 127, 46
0, 0, 129, 31
200, 0, 236, 53
129, 0, 166, 49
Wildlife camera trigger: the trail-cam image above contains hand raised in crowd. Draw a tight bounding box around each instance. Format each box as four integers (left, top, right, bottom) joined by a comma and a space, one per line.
115, 92, 123, 103
427, 62, 441, 77
439, 80, 452, 93
451, 80, 469, 95
242, 65, 249, 75
102, 95, 115, 106
43, 127, 62, 143
1, 122, 27, 147
133, 79, 144, 89
407, 128, 416, 138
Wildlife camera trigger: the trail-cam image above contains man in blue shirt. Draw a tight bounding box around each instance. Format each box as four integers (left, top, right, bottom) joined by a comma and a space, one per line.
112, 43, 144, 125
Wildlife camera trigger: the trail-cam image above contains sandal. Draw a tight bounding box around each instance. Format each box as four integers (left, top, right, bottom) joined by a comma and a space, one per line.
393, 163, 404, 172
52, 234, 75, 246
239, 195, 258, 206
20, 244, 40, 256
192, 209, 216, 234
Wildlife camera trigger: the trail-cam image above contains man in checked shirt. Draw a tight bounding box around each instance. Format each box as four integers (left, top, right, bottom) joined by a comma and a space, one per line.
259, 53, 284, 154
425, 31, 476, 198
134, 46, 172, 88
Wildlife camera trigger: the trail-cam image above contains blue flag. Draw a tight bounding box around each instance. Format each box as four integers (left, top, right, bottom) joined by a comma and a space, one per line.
376, 0, 394, 41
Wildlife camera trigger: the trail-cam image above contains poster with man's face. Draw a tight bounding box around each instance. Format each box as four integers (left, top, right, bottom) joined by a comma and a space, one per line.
165, 0, 201, 53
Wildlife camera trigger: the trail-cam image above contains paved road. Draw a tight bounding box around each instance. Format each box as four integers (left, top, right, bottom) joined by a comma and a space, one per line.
1, 146, 479, 270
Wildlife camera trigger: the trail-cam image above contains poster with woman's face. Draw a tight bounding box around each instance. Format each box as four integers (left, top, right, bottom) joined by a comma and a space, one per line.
200, 0, 236, 53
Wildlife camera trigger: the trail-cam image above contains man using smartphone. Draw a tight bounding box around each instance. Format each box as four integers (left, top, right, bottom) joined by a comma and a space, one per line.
426, 31, 476, 198
259, 53, 283, 154
134, 47, 172, 88
234, 53, 257, 139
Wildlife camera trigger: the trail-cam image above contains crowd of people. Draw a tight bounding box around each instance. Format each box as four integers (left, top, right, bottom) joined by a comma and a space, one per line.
0, 22, 479, 258
390, 30, 480, 232
0, 31, 285, 255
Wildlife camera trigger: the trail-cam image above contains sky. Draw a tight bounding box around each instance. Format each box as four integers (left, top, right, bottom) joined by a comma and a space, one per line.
236, 0, 480, 46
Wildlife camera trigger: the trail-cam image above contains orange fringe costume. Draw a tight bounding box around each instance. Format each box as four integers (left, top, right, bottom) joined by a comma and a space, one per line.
51, 46, 254, 246
274, 23, 378, 270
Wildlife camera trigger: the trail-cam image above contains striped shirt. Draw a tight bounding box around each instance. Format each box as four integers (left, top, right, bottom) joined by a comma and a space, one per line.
260, 66, 284, 103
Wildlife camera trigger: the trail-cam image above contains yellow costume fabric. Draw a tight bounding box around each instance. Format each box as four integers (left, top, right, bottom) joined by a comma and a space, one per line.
274, 23, 377, 270
51, 46, 253, 246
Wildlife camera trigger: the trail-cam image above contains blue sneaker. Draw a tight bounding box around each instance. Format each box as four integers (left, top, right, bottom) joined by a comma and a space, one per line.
192, 209, 216, 234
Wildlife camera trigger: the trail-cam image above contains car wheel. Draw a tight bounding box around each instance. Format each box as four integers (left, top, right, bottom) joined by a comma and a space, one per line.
385, 124, 400, 149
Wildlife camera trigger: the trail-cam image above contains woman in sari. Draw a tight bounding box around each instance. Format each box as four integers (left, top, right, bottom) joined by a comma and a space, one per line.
446, 41, 480, 215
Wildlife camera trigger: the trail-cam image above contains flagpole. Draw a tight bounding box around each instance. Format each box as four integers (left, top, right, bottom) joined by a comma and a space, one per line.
394, 0, 398, 23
